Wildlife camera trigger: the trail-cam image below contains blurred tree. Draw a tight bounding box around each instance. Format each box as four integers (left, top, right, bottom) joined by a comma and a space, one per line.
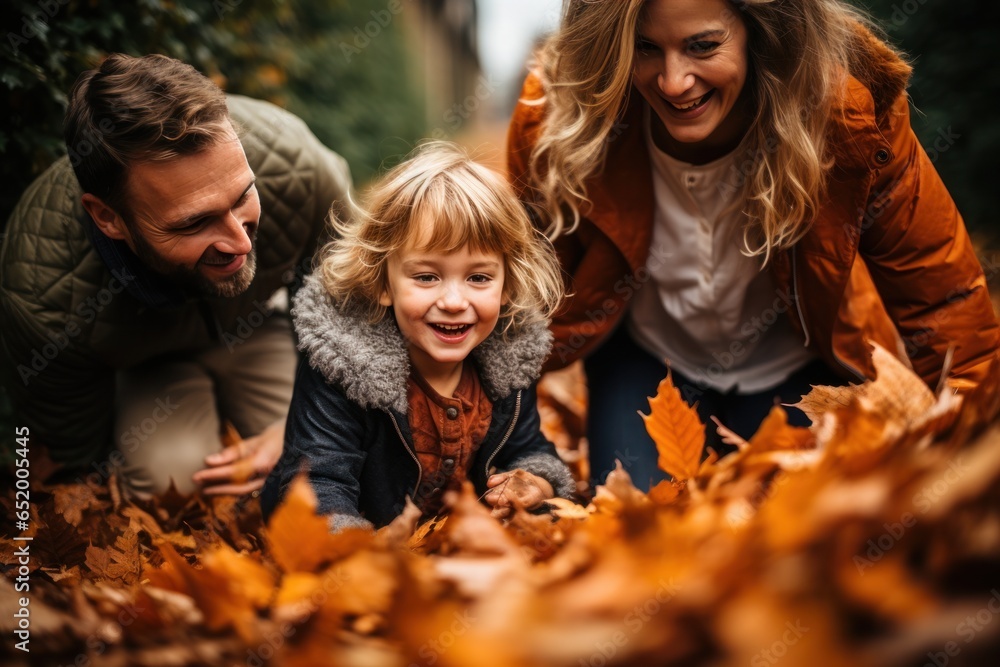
856, 0, 1000, 236
0, 0, 426, 231
0, 0, 427, 457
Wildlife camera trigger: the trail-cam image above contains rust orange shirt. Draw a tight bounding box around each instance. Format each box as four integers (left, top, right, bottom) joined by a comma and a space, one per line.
407, 363, 493, 515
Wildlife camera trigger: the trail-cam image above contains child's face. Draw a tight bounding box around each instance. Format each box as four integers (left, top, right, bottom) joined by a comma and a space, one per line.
379, 235, 505, 382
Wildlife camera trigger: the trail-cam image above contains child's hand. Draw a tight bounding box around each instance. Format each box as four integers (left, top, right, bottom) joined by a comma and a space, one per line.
484, 469, 555, 519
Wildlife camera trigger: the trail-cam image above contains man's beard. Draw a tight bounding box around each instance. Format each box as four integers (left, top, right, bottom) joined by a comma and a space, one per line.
130, 230, 258, 299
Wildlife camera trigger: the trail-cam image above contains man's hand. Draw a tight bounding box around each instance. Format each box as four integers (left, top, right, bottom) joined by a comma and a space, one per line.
191, 419, 285, 496
484, 469, 555, 519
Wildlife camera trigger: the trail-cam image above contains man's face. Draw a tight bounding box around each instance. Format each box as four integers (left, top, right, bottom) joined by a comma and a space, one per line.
118, 128, 261, 298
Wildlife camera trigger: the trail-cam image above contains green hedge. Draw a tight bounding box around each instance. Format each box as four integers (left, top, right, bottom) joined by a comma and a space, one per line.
0, 0, 426, 230
857, 0, 995, 235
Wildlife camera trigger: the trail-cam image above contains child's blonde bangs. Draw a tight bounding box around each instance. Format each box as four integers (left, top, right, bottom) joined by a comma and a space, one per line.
404, 168, 527, 259
319, 141, 564, 327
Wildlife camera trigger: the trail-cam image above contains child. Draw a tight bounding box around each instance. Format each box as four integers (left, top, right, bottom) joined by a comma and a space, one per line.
260, 142, 575, 530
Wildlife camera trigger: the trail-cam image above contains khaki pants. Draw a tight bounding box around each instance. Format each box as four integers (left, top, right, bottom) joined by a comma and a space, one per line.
114, 311, 297, 495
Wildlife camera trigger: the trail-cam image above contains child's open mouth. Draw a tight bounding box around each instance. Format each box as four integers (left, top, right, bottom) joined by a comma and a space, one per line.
429, 323, 473, 336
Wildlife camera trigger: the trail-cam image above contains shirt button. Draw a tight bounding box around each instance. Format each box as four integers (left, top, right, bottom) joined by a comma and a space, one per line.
445, 407, 459, 420
442, 457, 455, 471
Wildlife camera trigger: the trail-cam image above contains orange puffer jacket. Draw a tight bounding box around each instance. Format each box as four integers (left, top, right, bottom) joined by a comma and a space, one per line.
507, 29, 999, 390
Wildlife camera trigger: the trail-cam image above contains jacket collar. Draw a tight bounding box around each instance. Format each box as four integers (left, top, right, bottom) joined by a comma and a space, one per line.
80, 213, 190, 309
291, 274, 552, 413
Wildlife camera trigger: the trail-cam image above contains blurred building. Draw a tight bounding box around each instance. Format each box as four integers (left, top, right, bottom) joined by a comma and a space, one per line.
403, 0, 483, 136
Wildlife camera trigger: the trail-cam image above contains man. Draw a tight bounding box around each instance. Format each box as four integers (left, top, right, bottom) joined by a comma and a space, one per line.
0, 53, 352, 496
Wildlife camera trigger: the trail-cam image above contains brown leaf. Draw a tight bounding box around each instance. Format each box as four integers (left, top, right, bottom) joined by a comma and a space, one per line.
640, 370, 705, 480
85, 530, 141, 584
52, 484, 101, 527
29, 505, 88, 569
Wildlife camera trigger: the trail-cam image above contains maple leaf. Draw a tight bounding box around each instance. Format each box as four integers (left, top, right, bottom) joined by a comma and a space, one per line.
789, 383, 858, 424
264, 474, 374, 573
30, 505, 88, 570
85, 530, 141, 585
52, 484, 101, 527
640, 370, 705, 480
862, 342, 936, 425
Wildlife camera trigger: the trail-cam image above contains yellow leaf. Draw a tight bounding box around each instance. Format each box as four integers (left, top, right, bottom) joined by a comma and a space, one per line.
640, 370, 705, 480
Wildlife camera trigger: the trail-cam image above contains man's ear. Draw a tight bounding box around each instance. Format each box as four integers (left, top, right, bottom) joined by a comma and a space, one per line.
81, 193, 129, 242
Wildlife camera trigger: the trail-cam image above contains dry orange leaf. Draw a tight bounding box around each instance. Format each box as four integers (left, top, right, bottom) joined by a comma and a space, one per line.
863, 343, 936, 425
640, 370, 705, 480
265, 474, 374, 573
156, 542, 260, 643
746, 405, 814, 453
790, 383, 859, 424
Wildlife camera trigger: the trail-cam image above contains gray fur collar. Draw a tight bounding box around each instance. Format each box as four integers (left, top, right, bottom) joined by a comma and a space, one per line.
292, 274, 553, 413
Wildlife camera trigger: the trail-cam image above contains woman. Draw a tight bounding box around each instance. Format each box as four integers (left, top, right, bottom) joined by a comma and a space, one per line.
507, 0, 999, 489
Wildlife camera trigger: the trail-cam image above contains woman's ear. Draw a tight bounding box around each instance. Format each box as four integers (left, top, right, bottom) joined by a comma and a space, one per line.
378, 290, 393, 307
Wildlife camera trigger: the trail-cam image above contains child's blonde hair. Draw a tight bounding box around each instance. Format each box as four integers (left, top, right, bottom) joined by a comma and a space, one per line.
319, 141, 564, 331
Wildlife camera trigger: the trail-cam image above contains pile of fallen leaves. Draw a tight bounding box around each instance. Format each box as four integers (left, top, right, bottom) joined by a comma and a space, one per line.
3, 344, 1000, 667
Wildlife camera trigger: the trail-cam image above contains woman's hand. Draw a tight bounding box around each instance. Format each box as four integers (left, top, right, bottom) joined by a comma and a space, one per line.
191, 419, 286, 496
484, 469, 555, 519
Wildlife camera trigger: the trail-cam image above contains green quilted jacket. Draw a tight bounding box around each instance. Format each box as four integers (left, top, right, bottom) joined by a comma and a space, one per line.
0, 95, 352, 466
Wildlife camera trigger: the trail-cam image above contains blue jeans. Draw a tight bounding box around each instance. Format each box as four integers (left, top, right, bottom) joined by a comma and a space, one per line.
583, 326, 845, 490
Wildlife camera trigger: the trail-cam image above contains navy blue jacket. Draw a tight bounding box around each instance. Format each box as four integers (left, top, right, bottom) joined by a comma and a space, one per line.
261, 275, 575, 530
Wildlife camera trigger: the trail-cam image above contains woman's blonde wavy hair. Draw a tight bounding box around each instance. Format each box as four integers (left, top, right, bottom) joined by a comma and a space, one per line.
529, 0, 892, 264
319, 141, 564, 333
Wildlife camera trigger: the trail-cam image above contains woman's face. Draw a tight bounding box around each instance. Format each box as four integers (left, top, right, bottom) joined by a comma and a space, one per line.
632, 0, 750, 162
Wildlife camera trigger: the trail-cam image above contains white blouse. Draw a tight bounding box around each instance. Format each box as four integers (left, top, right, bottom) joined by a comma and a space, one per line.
626, 109, 816, 393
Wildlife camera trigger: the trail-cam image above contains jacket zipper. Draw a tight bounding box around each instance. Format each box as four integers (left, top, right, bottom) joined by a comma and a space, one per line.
485, 390, 522, 477
388, 412, 422, 497
792, 246, 865, 381
790, 246, 811, 348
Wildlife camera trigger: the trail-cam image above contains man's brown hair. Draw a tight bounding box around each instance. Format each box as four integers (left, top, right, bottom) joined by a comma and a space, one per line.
64, 53, 232, 215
